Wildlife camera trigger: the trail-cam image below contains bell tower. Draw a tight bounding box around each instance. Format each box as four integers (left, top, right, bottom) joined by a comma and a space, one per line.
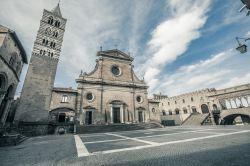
15, 3, 67, 122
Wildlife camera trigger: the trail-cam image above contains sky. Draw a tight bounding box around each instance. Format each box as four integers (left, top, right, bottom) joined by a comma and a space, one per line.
0, 0, 250, 97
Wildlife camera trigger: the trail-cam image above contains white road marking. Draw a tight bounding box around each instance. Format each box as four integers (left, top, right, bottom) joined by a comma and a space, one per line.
196, 131, 224, 134
83, 129, 213, 144
105, 133, 159, 145
74, 135, 90, 157
94, 130, 250, 155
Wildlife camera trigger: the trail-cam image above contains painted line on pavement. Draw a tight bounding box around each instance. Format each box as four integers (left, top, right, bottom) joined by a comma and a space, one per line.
94, 130, 250, 155
74, 135, 90, 157
83, 129, 213, 144
105, 133, 159, 145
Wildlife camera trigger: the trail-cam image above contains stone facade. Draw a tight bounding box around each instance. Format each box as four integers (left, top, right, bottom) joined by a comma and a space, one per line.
49, 87, 77, 123
75, 50, 150, 125
15, 4, 67, 123
0, 25, 27, 127
153, 84, 250, 125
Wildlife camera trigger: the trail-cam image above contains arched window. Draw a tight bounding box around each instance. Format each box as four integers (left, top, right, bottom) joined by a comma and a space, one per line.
40, 50, 42, 54
183, 108, 188, 114
175, 108, 180, 115
168, 102, 170, 105
151, 108, 155, 113
51, 53, 53, 57
61, 95, 68, 103
45, 40, 48, 45
42, 39, 45, 44
212, 104, 218, 110
175, 101, 177, 104
55, 20, 61, 27
183, 99, 185, 103
201, 104, 209, 114
53, 43, 56, 48
191, 97, 194, 102
169, 110, 172, 115
43, 50, 45, 55
162, 110, 166, 116
48, 16, 53, 25
191, 106, 197, 113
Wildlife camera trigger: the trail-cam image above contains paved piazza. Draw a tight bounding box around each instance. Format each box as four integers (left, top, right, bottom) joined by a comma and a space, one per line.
1, 126, 250, 166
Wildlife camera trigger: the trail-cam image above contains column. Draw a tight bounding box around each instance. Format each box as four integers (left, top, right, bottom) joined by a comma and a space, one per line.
120, 105, 124, 123
110, 105, 113, 124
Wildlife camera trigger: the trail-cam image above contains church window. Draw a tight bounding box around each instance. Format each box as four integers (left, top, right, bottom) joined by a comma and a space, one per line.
48, 16, 53, 25
40, 50, 42, 54
175, 101, 177, 104
168, 102, 170, 105
152, 108, 155, 113
45, 40, 48, 45
55, 20, 61, 27
136, 96, 143, 103
86, 92, 94, 101
51, 53, 54, 57
43, 50, 45, 55
183, 99, 185, 103
42, 39, 45, 44
45, 27, 51, 35
61, 95, 68, 103
111, 66, 121, 76
50, 42, 53, 47
53, 43, 56, 48
9, 57, 15, 66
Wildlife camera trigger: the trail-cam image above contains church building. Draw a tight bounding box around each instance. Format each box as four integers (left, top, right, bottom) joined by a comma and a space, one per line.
75, 49, 149, 125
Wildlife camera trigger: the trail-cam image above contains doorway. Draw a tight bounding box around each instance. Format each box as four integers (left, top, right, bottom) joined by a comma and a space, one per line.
138, 111, 143, 123
113, 107, 121, 123
85, 111, 92, 125
58, 113, 66, 122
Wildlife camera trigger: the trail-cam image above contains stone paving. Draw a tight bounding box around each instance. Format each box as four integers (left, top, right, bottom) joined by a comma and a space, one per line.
0, 126, 250, 166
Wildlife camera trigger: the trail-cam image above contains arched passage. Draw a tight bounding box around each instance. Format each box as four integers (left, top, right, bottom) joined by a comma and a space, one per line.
0, 85, 14, 122
221, 114, 250, 125
201, 104, 209, 114
49, 107, 75, 123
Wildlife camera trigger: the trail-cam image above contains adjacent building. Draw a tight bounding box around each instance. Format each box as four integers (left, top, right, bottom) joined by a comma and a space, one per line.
154, 84, 250, 125
0, 25, 27, 127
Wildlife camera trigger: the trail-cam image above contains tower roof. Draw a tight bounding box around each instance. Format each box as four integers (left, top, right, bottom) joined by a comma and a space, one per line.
51, 3, 62, 17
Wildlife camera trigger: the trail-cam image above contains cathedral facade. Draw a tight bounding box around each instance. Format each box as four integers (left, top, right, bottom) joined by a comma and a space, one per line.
75, 49, 149, 125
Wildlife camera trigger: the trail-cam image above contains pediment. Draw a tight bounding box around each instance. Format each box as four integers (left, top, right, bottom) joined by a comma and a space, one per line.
98, 49, 134, 61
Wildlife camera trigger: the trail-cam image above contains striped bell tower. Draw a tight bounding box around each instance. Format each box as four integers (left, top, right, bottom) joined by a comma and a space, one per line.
15, 3, 67, 123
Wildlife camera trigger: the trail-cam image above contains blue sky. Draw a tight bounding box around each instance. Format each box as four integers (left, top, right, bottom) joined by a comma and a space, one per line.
0, 0, 250, 97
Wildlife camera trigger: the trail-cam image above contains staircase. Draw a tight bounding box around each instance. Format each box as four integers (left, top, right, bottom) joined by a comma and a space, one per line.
76, 122, 162, 134
0, 134, 28, 146
182, 113, 210, 126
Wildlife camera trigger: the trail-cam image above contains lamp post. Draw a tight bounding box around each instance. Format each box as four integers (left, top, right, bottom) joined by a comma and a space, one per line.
239, 0, 250, 15
235, 37, 250, 54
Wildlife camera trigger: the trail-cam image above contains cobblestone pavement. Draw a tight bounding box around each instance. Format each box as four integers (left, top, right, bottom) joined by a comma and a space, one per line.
1, 126, 250, 166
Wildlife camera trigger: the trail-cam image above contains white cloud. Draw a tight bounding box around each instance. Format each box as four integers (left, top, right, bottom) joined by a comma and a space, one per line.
143, 0, 211, 92
155, 49, 250, 96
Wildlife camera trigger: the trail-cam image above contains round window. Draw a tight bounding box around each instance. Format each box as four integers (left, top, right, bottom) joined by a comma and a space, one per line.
86, 93, 94, 101
136, 96, 143, 103
111, 66, 121, 76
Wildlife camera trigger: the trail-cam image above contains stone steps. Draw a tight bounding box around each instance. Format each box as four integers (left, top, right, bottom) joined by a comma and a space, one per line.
182, 113, 210, 126
0, 134, 28, 147
76, 122, 162, 134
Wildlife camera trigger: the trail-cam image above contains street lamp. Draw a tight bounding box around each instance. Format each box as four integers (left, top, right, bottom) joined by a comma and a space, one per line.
239, 0, 250, 15
235, 37, 250, 54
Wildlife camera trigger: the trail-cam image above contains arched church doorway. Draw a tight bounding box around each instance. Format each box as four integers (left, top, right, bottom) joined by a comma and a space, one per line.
201, 104, 209, 114
49, 107, 75, 123
0, 85, 14, 121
